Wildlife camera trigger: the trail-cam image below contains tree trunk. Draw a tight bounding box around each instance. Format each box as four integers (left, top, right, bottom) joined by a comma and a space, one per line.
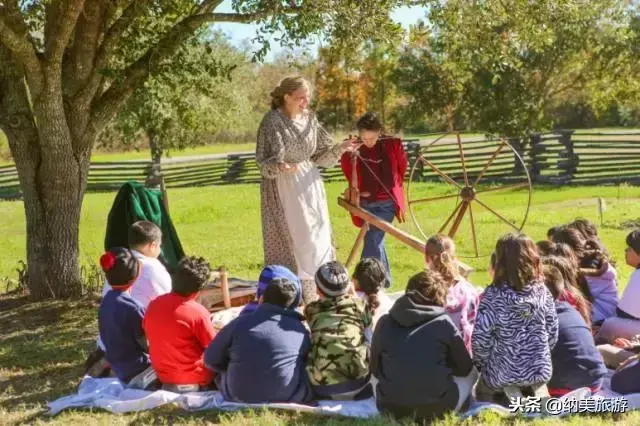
1, 57, 86, 299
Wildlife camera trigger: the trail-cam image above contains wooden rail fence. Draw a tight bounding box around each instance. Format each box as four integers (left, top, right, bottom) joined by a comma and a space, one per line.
1, 132, 638, 199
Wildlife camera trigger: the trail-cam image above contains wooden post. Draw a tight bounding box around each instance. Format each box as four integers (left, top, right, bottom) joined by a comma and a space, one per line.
345, 223, 369, 269
509, 137, 525, 174
529, 133, 542, 183
219, 266, 231, 309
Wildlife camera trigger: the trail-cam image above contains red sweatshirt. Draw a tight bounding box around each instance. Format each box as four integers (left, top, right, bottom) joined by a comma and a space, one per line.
340, 136, 408, 227
144, 292, 216, 385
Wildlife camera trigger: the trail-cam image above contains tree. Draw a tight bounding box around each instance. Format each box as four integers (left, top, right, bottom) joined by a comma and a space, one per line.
99, 30, 246, 161
393, 0, 637, 136
0, 0, 409, 300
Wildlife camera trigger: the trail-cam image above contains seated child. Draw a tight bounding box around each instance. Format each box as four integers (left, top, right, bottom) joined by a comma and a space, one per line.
89, 222, 172, 376
425, 234, 479, 354
98, 248, 155, 387
144, 256, 217, 392
239, 265, 300, 316
473, 233, 558, 403
542, 255, 592, 326
614, 229, 640, 320
598, 335, 640, 369
543, 264, 607, 397
596, 229, 640, 342
552, 226, 618, 325
101, 221, 172, 309
610, 343, 640, 394
352, 257, 394, 345
371, 270, 477, 423
204, 277, 312, 403
305, 261, 372, 400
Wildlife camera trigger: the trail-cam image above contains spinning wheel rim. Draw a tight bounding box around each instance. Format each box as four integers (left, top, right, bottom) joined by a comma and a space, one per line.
406, 134, 533, 259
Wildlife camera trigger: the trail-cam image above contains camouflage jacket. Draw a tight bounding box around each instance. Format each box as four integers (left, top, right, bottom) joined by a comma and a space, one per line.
305, 295, 371, 387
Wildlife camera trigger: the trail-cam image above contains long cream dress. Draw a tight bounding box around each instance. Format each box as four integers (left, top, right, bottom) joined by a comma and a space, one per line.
255, 109, 345, 302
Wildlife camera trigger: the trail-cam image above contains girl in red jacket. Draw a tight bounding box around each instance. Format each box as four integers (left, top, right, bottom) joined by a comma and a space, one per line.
340, 112, 408, 286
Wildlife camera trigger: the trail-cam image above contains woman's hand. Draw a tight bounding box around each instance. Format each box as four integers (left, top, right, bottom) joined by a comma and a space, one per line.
278, 162, 299, 173
340, 136, 360, 152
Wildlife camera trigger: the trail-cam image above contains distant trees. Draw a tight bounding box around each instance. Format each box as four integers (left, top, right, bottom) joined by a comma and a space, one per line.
315, 0, 640, 136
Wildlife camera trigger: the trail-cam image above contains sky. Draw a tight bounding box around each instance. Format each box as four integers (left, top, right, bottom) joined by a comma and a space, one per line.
210, 1, 428, 61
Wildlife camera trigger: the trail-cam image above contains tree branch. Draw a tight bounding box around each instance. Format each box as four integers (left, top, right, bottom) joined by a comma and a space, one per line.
45, 0, 87, 65
74, 1, 147, 107
0, 14, 44, 96
64, 0, 108, 96
85, 6, 301, 141
197, 0, 224, 14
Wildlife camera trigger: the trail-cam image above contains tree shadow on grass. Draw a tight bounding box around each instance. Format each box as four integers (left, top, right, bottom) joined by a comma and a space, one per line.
0, 294, 99, 422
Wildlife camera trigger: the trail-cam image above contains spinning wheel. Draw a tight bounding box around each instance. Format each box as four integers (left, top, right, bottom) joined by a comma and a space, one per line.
406, 133, 532, 258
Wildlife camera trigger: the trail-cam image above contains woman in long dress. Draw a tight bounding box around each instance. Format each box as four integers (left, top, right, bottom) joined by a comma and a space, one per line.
256, 76, 355, 304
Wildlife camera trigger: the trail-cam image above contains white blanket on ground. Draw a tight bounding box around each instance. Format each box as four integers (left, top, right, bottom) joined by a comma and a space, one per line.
47, 375, 640, 419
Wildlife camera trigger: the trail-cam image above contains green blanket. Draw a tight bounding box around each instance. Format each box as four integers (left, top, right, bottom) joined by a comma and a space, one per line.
104, 181, 185, 271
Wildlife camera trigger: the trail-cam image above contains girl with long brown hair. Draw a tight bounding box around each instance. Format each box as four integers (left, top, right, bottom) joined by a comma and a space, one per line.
425, 234, 479, 354
473, 233, 558, 402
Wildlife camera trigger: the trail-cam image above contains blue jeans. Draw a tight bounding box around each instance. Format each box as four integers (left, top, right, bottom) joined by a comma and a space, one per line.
360, 199, 396, 287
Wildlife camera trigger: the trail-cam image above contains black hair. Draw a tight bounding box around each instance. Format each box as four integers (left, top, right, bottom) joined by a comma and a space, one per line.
262, 278, 298, 308
353, 258, 388, 312
172, 256, 211, 296
356, 112, 383, 132
547, 225, 564, 240
627, 229, 640, 254
128, 221, 162, 247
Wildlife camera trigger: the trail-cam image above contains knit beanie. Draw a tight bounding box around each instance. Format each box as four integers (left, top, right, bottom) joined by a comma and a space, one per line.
315, 261, 350, 297
258, 265, 302, 307
100, 247, 140, 289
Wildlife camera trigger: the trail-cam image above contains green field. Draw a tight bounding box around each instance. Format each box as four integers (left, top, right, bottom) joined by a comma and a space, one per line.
2, 182, 640, 291
2, 182, 640, 425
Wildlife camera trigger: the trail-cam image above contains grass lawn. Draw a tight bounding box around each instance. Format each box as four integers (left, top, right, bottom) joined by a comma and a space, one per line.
2, 182, 640, 424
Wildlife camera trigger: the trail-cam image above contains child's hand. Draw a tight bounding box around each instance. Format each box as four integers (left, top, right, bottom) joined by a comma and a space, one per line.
617, 354, 639, 372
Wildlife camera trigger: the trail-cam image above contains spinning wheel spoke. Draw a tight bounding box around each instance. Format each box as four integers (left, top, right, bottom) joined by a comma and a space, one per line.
456, 133, 469, 187
438, 202, 463, 234
405, 135, 532, 259
448, 201, 469, 238
469, 203, 479, 257
424, 132, 453, 150
408, 193, 460, 205
473, 196, 520, 232
421, 156, 463, 189
473, 140, 507, 187
475, 182, 530, 196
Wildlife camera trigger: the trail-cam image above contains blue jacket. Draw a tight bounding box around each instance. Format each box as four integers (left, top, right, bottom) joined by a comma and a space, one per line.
204, 303, 312, 403
98, 290, 150, 382
548, 301, 607, 391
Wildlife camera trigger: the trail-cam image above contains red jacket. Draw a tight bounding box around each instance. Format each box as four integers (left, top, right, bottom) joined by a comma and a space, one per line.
340, 137, 408, 228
